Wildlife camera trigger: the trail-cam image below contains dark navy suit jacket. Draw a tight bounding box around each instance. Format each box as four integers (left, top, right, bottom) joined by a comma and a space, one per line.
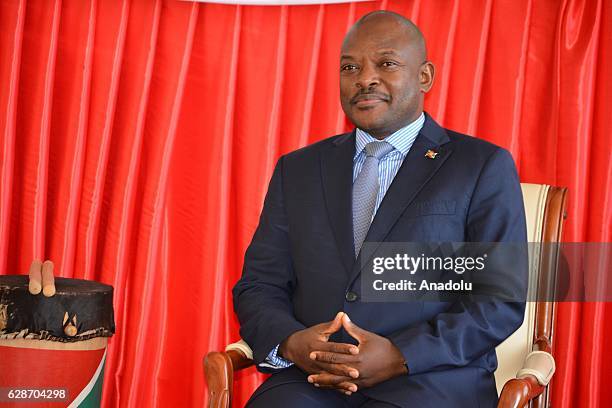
233, 113, 527, 407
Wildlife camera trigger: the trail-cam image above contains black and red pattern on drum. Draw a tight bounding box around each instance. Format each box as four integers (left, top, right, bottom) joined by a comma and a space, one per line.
0, 275, 115, 342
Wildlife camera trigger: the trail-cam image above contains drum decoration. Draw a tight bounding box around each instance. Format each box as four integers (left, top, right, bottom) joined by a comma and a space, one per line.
0, 272, 115, 407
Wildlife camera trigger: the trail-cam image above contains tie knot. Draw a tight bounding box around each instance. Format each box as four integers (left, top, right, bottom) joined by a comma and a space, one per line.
365, 141, 394, 160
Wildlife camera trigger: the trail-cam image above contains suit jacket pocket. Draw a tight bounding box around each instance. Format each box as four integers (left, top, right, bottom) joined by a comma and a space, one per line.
407, 200, 456, 217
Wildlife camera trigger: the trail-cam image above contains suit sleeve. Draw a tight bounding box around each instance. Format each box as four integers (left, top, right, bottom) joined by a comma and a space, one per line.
232, 157, 306, 366
387, 147, 528, 375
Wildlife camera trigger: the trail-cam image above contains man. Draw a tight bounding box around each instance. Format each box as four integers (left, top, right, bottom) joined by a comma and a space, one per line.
233, 10, 527, 408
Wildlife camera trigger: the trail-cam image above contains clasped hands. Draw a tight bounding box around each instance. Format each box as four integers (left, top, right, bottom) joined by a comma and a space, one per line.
278, 312, 407, 395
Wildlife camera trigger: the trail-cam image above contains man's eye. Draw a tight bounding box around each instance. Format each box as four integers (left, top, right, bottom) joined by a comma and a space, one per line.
381, 61, 397, 68
341, 64, 358, 72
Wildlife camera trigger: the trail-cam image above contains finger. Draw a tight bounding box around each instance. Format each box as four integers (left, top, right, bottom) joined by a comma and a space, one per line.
310, 360, 359, 379
310, 350, 359, 366
42, 260, 55, 297
308, 373, 357, 392
312, 341, 359, 355
337, 381, 359, 395
321, 312, 345, 336
342, 314, 366, 342
28, 260, 43, 295
308, 372, 349, 385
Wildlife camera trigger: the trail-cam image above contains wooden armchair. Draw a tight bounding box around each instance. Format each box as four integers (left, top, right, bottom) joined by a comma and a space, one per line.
495, 183, 567, 407
204, 183, 568, 408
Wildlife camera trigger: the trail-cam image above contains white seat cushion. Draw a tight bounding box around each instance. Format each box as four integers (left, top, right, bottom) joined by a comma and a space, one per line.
494, 183, 550, 394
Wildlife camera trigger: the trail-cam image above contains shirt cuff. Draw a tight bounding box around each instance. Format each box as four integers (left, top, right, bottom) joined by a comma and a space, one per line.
258, 344, 294, 370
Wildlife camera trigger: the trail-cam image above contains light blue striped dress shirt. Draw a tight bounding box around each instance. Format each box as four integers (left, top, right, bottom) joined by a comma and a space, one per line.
261, 113, 426, 370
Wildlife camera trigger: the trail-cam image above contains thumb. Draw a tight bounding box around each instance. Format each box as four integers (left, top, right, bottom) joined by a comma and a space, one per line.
321, 311, 345, 336
342, 314, 366, 342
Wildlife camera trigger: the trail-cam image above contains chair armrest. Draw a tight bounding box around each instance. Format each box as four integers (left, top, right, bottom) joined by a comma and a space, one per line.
498, 375, 544, 408
204, 351, 232, 408
204, 341, 255, 408
225, 339, 255, 369
497, 350, 555, 408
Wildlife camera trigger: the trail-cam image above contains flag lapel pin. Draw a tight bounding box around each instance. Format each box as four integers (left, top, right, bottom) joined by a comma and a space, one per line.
425, 149, 439, 159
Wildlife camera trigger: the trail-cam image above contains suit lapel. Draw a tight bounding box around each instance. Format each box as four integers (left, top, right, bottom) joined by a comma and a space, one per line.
320, 131, 356, 276
348, 114, 454, 285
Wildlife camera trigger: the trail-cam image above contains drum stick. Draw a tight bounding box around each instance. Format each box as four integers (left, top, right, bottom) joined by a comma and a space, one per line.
42, 260, 55, 297
28, 260, 43, 295
64, 315, 77, 337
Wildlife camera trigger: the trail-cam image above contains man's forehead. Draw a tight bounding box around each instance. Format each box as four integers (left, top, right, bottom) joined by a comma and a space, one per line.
341, 33, 414, 56
341, 14, 425, 60
342, 21, 413, 50
340, 48, 403, 60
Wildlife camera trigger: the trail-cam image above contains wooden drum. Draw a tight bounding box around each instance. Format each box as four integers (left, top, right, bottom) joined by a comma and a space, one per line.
0, 275, 115, 407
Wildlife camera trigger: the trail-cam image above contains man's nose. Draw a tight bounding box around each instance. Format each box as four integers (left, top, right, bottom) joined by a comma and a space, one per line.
355, 63, 380, 89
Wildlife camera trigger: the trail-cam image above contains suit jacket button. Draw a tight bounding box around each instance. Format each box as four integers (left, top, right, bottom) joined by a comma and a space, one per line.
345, 291, 358, 302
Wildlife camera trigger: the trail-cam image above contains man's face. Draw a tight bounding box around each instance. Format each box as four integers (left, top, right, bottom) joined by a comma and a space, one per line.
339, 17, 433, 138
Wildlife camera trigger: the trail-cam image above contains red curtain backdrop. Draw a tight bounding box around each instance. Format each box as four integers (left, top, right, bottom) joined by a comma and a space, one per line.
0, 0, 610, 406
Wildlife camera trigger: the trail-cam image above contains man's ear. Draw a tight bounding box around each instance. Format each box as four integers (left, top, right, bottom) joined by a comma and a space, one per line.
419, 61, 435, 93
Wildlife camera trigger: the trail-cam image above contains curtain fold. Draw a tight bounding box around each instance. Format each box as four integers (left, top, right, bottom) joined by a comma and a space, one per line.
0, 0, 610, 407
77, 0, 129, 283
0, 0, 24, 271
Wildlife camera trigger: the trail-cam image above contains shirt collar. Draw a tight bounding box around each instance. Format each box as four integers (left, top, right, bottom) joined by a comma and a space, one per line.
354, 112, 425, 160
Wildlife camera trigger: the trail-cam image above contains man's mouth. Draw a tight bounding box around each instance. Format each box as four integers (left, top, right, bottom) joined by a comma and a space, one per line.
351, 93, 389, 107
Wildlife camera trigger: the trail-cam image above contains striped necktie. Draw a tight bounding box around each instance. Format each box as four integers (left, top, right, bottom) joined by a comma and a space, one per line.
353, 141, 394, 257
